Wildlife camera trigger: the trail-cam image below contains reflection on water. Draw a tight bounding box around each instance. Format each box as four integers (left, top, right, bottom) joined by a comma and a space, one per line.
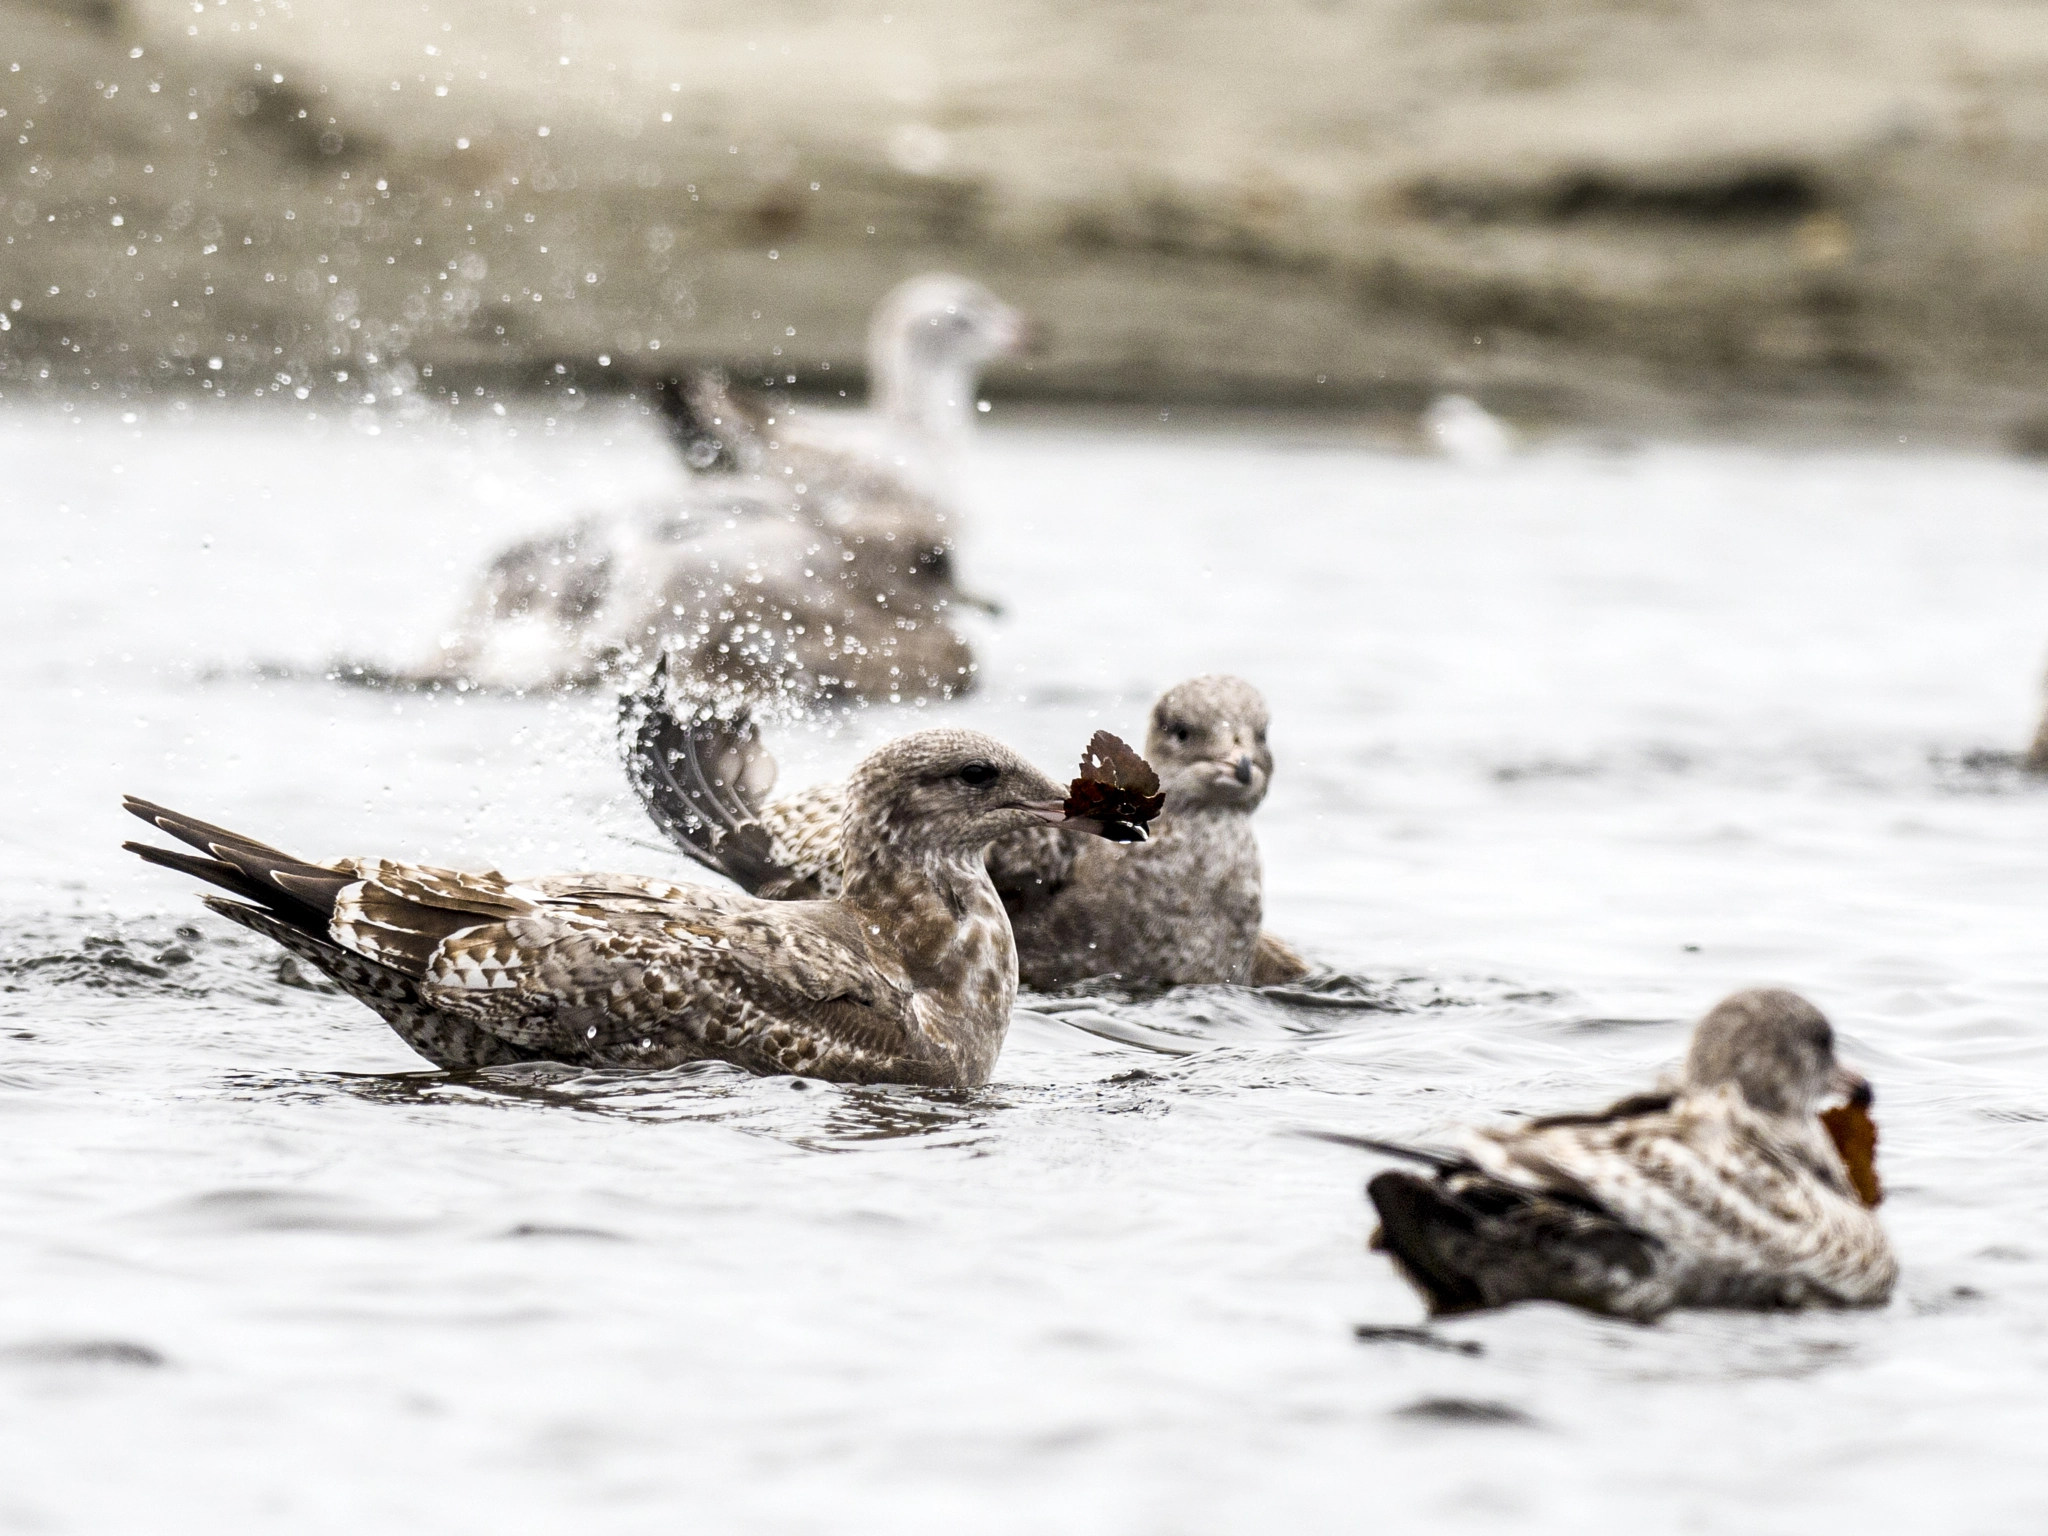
6, 404, 2048, 1529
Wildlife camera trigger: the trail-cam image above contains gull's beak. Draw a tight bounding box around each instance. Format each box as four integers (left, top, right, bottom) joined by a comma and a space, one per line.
1828, 1063, 1873, 1109
948, 589, 1005, 617
1007, 313, 1048, 358
1233, 755, 1255, 785
1058, 813, 1146, 843
1016, 799, 1142, 842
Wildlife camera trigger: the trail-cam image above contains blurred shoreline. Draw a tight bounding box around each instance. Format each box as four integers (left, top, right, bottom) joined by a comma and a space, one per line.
10, 0, 2048, 446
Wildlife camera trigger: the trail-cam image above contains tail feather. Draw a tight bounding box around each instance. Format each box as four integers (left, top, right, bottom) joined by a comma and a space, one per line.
123, 795, 300, 864
123, 840, 281, 913
649, 372, 764, 475
123, 799, 544, 1072
1366, 1167, 1663, 1319
122, 797, 353, 934
1299, 1129, 1477, 1174
1367, 1171, 1492, 1315
620, 660, 799, 897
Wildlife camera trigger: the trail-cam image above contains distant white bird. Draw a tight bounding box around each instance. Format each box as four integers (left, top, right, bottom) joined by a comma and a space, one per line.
1323, 988, 1897, 1322
1422, 393, 1513, 465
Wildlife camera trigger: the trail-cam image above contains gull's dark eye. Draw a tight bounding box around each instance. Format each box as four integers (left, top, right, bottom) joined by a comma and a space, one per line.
958, 761, 999, 787
1172, 725, 1191, 744
917, 546, 954, 582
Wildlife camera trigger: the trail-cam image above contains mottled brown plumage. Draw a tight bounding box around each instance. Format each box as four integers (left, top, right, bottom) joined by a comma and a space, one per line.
626, 674, 1311, 991
122, 730, 1101, 1086
1328, 988, 1898, 1322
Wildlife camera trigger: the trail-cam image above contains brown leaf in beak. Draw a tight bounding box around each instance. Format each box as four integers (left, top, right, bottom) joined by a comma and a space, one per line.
1820, 1096, 1883, 1208
1062, 730, 1165, 843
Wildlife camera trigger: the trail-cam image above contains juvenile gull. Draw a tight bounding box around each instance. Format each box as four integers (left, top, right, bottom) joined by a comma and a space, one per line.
409, 488, 981, 702
120, 730, 1107, 1088
391, 274, 1024, 702
625, 673, 1313, 991
1327, 988, 1896, 1322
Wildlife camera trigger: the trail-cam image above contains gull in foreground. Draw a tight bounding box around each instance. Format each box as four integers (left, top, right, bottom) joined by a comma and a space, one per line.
1324, 988, 1896, 1322
625, 672, 1312, 992
122, 731, 1107, 1087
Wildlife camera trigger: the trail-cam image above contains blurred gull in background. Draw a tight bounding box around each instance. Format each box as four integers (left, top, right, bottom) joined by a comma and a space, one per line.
1422, 393, 1515, 466
371, 274, 1025, 703
660, 273, 1033, 505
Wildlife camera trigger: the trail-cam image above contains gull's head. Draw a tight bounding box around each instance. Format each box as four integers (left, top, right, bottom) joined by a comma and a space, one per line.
1144, 675, 1274, 812
1683, 988, 1869, 1118
833, 499, 999, 619
847, 728, 1093, 857
867, 274, 1030, 437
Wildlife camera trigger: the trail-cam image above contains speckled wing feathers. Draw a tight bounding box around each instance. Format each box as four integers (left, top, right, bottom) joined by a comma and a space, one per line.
621, 681, 826, 899
406, 900, 917, 1078
325, 862, 919, 1074
199, 896, 543, 1069
755, 784, 850, 899
333, 861, 539, 973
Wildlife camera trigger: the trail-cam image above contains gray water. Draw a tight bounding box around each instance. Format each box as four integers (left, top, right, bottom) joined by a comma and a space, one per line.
4, 400, 2048, 1532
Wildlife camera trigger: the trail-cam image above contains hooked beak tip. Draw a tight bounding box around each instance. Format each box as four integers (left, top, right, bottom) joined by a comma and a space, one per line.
1018, 803, 1143, 842
1830, 1064, 1874, 1109
1069, 815, 1146, 842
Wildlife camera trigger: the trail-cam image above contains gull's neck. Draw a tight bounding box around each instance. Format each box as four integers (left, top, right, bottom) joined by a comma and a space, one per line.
840, 830, 1019, 1080
1135, 801, 1262, 913
843, 838, 1010, 970
871, 348, 981, 447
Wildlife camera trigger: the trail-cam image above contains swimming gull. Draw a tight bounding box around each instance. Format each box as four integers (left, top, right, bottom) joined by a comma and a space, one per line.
120, 730, 1109, 1087
1323, 988, 1896, 1322
624, 671, 1313, 991
385, 274, 1024, 702
399, 485, 983, 703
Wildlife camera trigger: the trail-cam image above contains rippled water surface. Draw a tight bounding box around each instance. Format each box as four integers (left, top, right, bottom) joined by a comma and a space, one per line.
6, 401, 2048, 1531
